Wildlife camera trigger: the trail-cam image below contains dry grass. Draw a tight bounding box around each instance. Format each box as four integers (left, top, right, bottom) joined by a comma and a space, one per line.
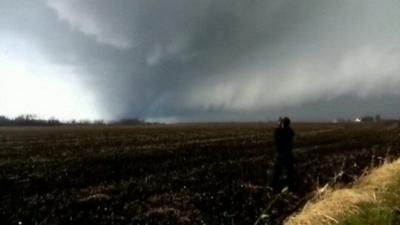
285, 159, 400, 225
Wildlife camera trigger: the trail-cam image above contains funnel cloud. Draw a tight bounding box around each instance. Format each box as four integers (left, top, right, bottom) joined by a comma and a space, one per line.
1, 0, 400, 121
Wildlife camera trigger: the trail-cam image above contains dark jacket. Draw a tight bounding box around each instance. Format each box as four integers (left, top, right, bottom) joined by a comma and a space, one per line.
274, 126, 295, 159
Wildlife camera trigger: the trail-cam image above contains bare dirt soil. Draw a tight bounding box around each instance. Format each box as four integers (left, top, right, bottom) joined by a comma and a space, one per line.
0, 123, 399, 225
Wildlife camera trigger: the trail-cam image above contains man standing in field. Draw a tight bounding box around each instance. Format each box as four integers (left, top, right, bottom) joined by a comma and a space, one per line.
271, 117, 295, 192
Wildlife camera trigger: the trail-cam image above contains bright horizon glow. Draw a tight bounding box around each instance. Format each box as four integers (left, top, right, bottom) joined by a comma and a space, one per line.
0, 36, 101, 121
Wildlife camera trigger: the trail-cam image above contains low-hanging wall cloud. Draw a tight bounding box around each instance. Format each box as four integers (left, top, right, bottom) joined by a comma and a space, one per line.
1, 0, 400, 121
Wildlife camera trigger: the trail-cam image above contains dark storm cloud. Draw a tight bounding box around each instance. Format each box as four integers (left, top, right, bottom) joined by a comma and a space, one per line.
2, 0, 400, 121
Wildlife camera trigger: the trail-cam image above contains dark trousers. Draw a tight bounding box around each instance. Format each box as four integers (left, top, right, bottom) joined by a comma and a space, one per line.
271, 156, 294, 192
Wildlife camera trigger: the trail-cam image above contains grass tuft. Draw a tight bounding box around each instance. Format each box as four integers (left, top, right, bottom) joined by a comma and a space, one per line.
339, 171, 400, 225
286, 159, 400, 225
342, 204, 396, 225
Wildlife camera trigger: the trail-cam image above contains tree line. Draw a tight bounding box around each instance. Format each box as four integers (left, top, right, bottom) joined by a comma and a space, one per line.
0, 115, 150, 126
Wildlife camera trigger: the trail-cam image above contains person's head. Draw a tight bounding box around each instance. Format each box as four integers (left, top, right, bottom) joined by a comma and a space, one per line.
282, 117, 291, 128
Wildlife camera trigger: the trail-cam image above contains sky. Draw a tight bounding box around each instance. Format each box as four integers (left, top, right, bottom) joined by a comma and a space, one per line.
1, 0, 400, 122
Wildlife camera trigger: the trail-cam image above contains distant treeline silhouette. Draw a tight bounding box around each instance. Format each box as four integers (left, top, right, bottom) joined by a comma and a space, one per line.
0, 115, 150, 126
